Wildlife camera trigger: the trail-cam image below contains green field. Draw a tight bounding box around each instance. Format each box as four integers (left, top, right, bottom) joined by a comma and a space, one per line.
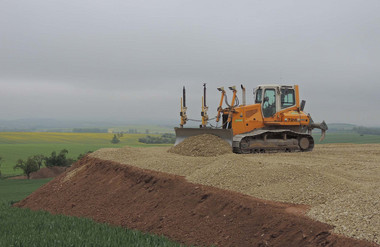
0, 178, 52, 202
0, 132, 171, 176
0, 132, 163, 145
312, 132, 380, 144
0, 179, 184, 247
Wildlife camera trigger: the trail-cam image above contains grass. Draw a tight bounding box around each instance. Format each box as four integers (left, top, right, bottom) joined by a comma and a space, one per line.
0, 178, 52, 202
0, 179, 185, 247
0, 132, 171, 176
0, 203, 183, 247
0, 132, 157, 145
313, 132, 380, 144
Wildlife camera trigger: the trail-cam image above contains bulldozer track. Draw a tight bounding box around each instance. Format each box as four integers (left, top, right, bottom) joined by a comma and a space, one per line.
232, 130, 314, 154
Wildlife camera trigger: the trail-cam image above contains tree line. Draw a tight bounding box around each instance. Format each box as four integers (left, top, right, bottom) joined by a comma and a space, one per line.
138, 133, 175, 144
72, 128, 108, 133
353, 127, 380, 135
0, 150, 92, 179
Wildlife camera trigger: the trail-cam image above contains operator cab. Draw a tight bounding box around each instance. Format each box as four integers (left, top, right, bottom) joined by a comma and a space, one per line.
254, 85, 296, 118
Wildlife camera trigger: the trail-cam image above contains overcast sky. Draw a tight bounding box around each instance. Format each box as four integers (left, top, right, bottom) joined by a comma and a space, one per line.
1, 0, 379, 126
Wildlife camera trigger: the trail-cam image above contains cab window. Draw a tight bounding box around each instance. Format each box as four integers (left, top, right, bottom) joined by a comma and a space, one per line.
281, 89, 295, 109
262, 89, 276, 118
255, 88, 262, 103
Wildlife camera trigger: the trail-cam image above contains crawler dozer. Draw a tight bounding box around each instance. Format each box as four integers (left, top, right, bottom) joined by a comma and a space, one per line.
175, 84, 328, 153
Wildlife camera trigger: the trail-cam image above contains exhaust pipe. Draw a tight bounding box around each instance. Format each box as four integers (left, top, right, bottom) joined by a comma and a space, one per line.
183, 86, 186, 108
241, 84, 246, 106
300, 100, 306, 111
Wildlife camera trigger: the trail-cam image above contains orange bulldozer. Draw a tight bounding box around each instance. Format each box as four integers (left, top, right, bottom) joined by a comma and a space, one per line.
175, 84, 327, 153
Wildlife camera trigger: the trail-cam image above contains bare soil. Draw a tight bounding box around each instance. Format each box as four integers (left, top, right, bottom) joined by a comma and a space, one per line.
15, 156, 376, 247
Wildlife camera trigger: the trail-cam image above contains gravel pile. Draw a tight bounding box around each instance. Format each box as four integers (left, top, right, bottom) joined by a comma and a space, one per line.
168, 134, 232, 157
90, 143, 380, 245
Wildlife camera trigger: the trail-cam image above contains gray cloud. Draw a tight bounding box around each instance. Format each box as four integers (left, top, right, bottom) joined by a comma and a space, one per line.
1, 0, 379, 125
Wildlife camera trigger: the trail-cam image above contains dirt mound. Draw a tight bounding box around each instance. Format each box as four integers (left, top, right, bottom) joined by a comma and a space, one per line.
168, 134, 232, 157
30, 166, 67, 179
15, 157, 376, 247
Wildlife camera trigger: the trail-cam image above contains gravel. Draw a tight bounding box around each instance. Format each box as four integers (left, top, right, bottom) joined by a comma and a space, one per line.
90, 143, 380, 245
168, 134, 232, 157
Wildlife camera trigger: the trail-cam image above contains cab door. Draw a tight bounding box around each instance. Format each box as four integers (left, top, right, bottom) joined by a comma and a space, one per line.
262, 88, 277, 118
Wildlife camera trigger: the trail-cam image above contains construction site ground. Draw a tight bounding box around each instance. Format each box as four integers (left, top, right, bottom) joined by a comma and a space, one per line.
16, 142, 380, 246
91, 143, 380, 245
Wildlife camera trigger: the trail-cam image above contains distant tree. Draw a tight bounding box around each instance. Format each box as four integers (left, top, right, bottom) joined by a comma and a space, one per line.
72, 128, 107, 133
111, 134, 120, 144
32, 154, 45, 169
44, 149, 74, 167
354, 126, 380, 135
138, 133, 175, 144
14, 157, 39, 179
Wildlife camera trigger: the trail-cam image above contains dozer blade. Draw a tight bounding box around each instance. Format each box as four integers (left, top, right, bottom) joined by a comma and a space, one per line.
174, 127, 233, 146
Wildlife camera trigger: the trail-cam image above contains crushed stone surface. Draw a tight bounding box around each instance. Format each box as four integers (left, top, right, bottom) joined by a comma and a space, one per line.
90, 143, 380, 245
168, 134, 232, 157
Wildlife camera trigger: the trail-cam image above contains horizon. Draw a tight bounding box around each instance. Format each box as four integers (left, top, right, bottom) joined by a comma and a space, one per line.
0, 118, 380, 130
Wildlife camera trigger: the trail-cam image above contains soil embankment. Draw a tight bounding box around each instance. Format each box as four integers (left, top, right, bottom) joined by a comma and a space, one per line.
15, 156, 376, 247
